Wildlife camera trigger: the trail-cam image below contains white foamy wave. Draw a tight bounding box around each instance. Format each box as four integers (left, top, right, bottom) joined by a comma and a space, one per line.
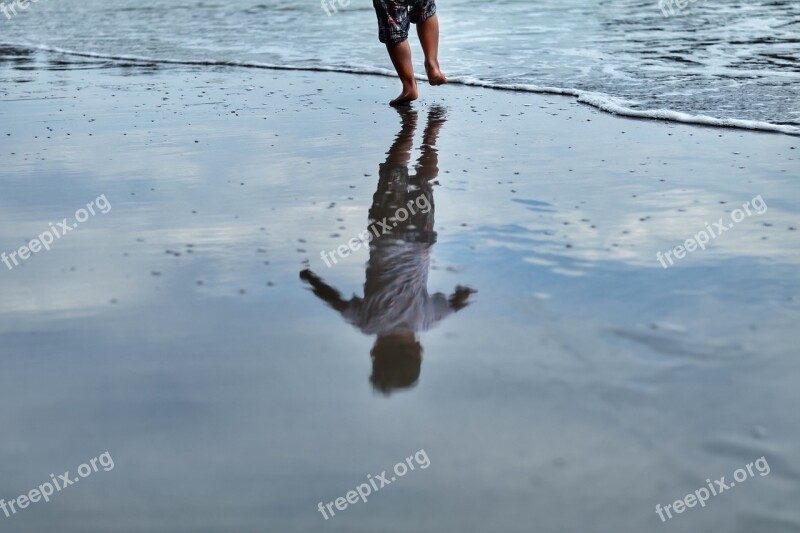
8, 43, 800, 137
449, 76, 800, 136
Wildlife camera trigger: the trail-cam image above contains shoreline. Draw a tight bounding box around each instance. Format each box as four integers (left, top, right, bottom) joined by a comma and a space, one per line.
2, 42, 798, 136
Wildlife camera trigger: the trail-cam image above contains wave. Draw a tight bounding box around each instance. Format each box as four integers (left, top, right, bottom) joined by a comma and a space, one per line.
5, 42, 799, 136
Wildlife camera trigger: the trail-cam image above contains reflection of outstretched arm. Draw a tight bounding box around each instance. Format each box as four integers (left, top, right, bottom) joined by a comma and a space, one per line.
300, 269, 349, 312
449, 285, 476, 312
427, 285, 476, 328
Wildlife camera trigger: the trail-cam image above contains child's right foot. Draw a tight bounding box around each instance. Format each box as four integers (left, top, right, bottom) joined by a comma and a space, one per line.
390, 84, 419, 106
425, 61, 448, 86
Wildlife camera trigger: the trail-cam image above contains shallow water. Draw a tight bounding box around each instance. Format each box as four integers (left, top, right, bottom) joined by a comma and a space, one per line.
1, 50, 799, 531
1, 0, 798, 131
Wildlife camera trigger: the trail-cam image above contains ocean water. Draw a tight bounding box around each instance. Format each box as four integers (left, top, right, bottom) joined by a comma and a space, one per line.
1, 0, 799, 133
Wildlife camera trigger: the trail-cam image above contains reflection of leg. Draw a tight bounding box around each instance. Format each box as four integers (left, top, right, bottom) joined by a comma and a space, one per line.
422, 106, 446, 146
417, 15, 447, 86
385, 107, 418, 168
386, 40, 419, 106
415, 106, 446, 182
371, 107, 417, 229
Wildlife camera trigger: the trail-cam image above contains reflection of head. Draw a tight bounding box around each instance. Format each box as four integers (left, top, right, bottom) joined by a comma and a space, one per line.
370, 333, 423, 394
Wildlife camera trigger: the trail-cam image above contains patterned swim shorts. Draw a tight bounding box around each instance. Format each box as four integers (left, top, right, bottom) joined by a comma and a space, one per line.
372, 0, 437, 45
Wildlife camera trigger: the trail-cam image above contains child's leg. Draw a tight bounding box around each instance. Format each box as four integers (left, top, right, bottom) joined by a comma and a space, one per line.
410, 0, 446, 85
374, 0, 419, 105
416, 14, 447, 85
386, 41, 419, 106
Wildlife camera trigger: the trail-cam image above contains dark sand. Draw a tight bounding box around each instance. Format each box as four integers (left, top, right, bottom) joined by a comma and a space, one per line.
1, 53, 799, 532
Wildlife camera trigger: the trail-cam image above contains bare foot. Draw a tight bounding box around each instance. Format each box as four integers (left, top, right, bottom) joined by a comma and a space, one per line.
390, 84, 419, 106
425, 61, 448, 86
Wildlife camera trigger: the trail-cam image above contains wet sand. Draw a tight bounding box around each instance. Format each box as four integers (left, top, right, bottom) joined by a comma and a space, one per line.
1, 52, 799, 532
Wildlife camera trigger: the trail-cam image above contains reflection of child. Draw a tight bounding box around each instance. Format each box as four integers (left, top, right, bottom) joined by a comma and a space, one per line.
372, 0, 448, 105
300, 263, 472, 392
300, 107, 473, 393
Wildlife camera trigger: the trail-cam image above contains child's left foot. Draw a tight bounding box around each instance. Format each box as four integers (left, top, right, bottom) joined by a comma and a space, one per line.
390, 84, 419, 106
425, 61, 448, 86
